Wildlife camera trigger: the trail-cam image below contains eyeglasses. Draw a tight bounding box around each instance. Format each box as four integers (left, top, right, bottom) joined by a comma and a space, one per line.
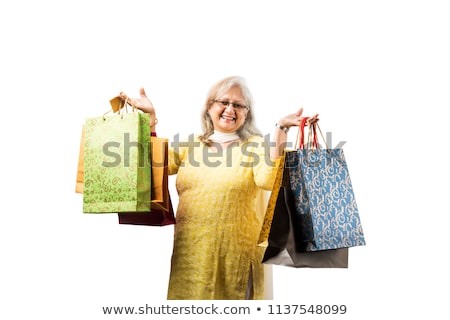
214, 100, 249, 111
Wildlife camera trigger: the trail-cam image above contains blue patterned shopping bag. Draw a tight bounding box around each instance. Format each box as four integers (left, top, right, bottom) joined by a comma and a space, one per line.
287, 122, 366, 251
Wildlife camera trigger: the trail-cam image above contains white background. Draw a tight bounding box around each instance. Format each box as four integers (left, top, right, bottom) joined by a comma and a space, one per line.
1, 0, 449, 319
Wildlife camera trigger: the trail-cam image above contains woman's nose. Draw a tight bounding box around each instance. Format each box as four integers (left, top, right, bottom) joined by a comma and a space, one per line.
224, 104, 235, 112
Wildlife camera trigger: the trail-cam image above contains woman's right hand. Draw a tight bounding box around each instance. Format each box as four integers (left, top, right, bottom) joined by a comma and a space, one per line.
120, 87, 155, 115
120, 87, 157, 128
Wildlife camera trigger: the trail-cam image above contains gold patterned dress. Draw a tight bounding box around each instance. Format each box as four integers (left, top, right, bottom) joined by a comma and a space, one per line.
166, 136, 279, 300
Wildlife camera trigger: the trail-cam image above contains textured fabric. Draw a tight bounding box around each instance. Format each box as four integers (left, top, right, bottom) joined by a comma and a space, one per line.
166, 136, 279, 300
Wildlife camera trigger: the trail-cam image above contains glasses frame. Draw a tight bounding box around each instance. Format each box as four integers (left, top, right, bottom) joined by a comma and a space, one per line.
213, 99, 249, 111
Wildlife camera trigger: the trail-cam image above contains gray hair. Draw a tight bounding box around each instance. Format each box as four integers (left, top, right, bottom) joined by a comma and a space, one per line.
199, 76, 262, 146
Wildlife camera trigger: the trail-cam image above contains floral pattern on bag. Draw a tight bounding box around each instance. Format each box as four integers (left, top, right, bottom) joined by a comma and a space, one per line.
287, 149, 366, 251
83, 112, 151, 213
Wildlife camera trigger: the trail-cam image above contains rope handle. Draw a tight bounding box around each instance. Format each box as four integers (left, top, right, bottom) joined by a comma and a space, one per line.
103, 96, 139, 120
295, 117, 329, 150
294, 117, 307, 149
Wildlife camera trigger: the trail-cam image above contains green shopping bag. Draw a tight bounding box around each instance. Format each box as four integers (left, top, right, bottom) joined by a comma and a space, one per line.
83, 107, 151, 213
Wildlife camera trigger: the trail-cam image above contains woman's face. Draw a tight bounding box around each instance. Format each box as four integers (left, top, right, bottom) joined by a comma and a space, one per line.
208, 86, 248, 133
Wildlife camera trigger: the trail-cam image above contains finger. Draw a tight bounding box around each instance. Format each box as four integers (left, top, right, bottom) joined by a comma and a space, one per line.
119, 92, 132, 104
119, 91, 127, 100
311, 113, 319, 123
139, 87, 147, 98
294, 107, 304, 118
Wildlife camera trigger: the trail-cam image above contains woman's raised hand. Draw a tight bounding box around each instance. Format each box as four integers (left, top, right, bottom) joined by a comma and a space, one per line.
278, 108, 319, 129
120, 87, 155, 116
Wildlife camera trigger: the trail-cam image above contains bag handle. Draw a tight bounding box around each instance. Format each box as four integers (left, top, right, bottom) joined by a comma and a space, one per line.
295, 117, 320, 150
312, 121, 329, 149
294, 117, 308, 149
294, 117, 330, 150
103, 97, 139, 120
300, 117, 309, 149
308, 121, 330, 150
307, 119, 319, 150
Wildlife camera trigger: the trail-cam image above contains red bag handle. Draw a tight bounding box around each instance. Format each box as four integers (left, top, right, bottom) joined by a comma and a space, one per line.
309, 121, 319, 149
298, 117, 309, 149
297, 117, 320, 150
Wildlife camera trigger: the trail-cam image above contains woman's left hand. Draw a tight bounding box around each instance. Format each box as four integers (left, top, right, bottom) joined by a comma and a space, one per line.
277, 108, 319, 129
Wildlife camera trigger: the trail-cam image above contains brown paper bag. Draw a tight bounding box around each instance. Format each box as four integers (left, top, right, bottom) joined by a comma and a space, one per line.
109, 96, 125, 113
150, 137, 170, 211
118, 138, 174, 226
75, 125, 85, 193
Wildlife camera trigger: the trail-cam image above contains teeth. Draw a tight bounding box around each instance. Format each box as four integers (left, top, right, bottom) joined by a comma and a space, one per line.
221, 115, 235, 121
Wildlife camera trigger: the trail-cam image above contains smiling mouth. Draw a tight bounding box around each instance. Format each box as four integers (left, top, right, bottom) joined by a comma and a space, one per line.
220, 114, 236, 121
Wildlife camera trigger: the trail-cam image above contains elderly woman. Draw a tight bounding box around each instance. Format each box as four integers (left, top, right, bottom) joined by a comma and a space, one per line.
120, 76, 317, 300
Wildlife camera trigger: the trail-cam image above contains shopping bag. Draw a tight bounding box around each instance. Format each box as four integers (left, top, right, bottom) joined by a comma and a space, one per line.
76, 129, 171, 211
82, 106, 151, 213
261, 155, 348, 268
118, 194, 176, 226
77, 97, 169, 211
117, 136, 175, 226
150, 136, 170, 211
75, 125, 85, 194
258, 152, 286, 247
287, 120, 366, 251
258, 118, 315, 248
76, 131, 171, 211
